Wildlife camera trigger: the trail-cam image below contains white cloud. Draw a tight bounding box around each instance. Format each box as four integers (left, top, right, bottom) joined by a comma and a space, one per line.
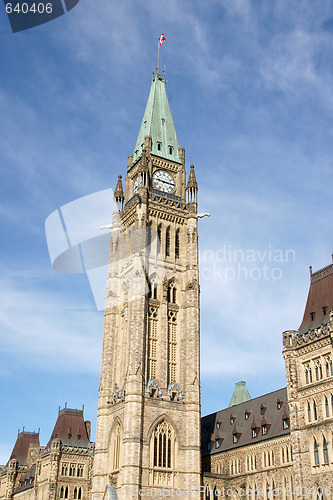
0, 277, 102, 375
260, 28, 333, 107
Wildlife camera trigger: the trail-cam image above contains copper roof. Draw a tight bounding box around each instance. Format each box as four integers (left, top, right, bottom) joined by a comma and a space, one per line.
299, 263, 333, 334
9, 431, 40, 466
228, 381, 251, 407
46, 407, 90, 448
201, 387, 289, 456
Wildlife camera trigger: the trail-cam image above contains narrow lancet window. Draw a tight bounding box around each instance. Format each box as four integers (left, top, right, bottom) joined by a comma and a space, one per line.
166, 227, 170, 257
323, 437, 329, 463
175, 229, 180, 259
147, 306, 158, 380
167, 310, 177, 385
157, 224, 162, 254
313, 400, 318, 420
314, 439, 319, 465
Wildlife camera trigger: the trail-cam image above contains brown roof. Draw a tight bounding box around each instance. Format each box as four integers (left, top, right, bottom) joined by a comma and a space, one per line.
13, 464, 36, 495
9, 431, 40, 466
47, 407, 90, 448
201, 387, 289, 456
299, 263, 333, 334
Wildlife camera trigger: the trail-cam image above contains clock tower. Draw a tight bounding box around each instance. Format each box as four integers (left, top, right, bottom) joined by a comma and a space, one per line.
92, 72, 201, 499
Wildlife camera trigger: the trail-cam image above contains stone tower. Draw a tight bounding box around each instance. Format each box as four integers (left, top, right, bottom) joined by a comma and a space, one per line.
92, 72, 201, 499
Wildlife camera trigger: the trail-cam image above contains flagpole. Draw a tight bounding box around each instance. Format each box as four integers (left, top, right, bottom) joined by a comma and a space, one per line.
157, 37, 160, 75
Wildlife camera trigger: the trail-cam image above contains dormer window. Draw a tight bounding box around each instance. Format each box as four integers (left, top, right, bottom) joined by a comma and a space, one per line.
168, 145, 173, 155
283, 418, 290, 429
207, 442, 211, 451
262, 424, 267, 435
310, 311, 315, 321
216, 439, 220, 448
245, 410, 250, 420
230, 415, 236, 425
157, 142, 162, 151
323, 306, 327, 316
277, 399, 283, 410
252, 428, 257, 438
233, 433, 238, 443
260, 404, 266, 416
216, 420, 221, 430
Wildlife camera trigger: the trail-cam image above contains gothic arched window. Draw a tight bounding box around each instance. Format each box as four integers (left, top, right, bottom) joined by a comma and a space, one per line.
314, 439, 319, 465
166, 226, 170, 257
313, 400, 318, 421
167, 309, 177, 384
148, 276, 158, 300
175, 229, 180, 260
157, 224, 162, 254
325, 396, 329, 417
147, 305, 158, 380
308, 401, 312, 422
315, 361, 323, 381
167, 282, 177, 304
152, 420, 174, 469
108, 420, 123, 472
323, 436, 329, 463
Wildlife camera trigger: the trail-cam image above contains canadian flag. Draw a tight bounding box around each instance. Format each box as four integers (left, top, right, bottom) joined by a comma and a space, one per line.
159, 33, 166, 47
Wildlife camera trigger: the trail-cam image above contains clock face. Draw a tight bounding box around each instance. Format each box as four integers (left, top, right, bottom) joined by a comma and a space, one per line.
152, 170, 175, 194
133, 174, 143, 193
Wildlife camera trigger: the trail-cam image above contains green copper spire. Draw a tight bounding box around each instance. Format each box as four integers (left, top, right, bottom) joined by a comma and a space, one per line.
228, 381, 252, 407
132, 72, 180, 165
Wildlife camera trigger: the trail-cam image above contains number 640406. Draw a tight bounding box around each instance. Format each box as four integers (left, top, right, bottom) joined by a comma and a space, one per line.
6, 3, 53, 14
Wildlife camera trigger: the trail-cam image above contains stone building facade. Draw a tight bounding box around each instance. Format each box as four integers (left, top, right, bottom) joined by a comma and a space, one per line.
1, 72, 333, 499
202, 387, 294, 498
202, 264, 333, 499
0, 408, 94, 500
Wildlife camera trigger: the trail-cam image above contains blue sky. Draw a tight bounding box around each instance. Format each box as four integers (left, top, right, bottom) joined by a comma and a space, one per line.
1, 0, 333, 464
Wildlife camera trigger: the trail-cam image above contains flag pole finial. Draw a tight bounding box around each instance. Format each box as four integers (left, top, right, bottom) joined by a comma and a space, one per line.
157, 33, 166, 76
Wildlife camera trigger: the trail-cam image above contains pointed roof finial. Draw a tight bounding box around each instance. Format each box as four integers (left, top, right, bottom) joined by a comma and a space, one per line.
114, 175, 124, 199
187, 164, 198, 189
309, 265, 312, 277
